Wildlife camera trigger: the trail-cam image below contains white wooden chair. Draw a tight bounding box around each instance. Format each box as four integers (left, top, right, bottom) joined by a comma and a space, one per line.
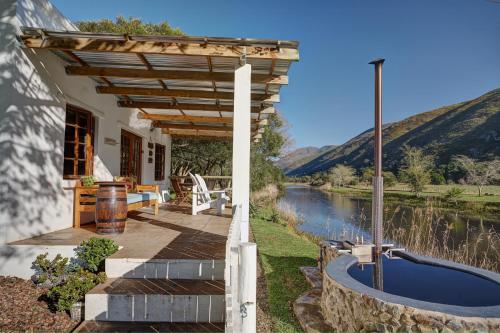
189, 173, 230, 216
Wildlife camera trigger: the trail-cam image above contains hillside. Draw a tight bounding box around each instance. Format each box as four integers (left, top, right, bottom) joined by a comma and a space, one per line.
287, 88, 500, 176
277, 145, 336, 174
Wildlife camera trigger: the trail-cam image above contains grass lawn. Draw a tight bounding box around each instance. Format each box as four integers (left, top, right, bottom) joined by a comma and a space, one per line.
251, 207, 318, 333
330, 183, 500, 204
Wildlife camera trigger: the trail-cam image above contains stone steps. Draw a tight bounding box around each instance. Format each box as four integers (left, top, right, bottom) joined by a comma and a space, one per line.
105, 257, 224, 280
74, 321, 224, 332
85, 278, 225, 323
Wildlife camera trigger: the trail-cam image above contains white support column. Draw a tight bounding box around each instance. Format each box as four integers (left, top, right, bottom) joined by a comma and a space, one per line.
239, 242, 257, 333
232, 63, 252, 242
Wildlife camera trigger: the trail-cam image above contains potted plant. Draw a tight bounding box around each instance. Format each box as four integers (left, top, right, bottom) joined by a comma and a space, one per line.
80, 175, 96, 187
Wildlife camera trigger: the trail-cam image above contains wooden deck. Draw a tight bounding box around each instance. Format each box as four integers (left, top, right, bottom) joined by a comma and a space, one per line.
11, 204, 231, 261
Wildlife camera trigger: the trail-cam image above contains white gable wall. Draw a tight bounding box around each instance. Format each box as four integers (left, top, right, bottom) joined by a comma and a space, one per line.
0, 0, 172, 246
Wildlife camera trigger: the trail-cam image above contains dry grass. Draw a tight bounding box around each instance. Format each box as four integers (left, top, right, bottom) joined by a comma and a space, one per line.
274, 201, 324, 245
251, 184, 280, 203
385, 202, 500, 272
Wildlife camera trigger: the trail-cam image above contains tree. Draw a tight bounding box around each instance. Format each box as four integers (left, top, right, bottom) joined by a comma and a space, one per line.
452, 156, 500, 196
399, 145, 433, 196
77, 16, 184, 35
250, 114, 288, 191
328, 165, 356, 187
361, 167, 397, 187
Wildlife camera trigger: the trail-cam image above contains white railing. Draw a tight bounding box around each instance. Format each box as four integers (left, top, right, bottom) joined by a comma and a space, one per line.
225, 205, 256, 333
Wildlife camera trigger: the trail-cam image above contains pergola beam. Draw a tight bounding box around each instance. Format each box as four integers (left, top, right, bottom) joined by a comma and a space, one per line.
20, 31, 299, 61
66, 66, 288, 85
154, 123, 235, 131
138, 113, 257, 124
118, 101, 266, 113
97, 86, 278, 102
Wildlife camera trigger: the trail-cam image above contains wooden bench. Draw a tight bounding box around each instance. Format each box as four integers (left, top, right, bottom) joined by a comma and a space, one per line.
73, 184, 160, 228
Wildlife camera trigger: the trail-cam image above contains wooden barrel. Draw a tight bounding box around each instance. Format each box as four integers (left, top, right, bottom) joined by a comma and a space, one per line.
95, 182, 128, 234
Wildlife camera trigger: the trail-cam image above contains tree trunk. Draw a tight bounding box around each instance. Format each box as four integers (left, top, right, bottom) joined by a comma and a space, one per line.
478, 185, 482, 197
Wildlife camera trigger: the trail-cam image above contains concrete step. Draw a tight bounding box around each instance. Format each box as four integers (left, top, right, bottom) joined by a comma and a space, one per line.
105, 258, 224, 280
85, 278, 225, 323
74, 320, 224, 332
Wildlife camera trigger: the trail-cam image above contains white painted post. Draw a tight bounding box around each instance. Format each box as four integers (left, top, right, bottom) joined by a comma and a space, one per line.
192, 185, 197, 215
239, 242, 257, 333
232, 63, 252, 242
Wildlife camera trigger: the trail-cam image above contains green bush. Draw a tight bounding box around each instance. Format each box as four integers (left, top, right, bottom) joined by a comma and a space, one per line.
431, 171, 446, 185
75, 238, 119, 273
383, 171, 397, 188
48, 269, 106, 311
31, 253, 69, 287
445, 187, 465, 202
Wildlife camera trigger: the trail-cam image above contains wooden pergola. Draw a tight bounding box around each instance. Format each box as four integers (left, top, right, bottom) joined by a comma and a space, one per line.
20, 27, 299, 141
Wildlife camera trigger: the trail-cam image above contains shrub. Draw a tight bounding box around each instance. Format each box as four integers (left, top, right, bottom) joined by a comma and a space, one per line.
444, 187, 465, 203
383, 171, 397, 188
48, 269, 106, 311
430, 171, 446, 185
31, 253, 70, 287
75, 238, 119, 273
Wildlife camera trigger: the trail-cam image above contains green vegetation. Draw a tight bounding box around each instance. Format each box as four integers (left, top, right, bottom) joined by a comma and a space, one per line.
77, 16, 184, 36
399, 145, 434, 196
32, 238, 118, 312
251, 206, 318, 332
75, 238, 119, 273
47, 269, 106, 312
452, 155, 500, 196
328, 164, 356, 187
79, 175, 96, 187
31, 253, 70, 287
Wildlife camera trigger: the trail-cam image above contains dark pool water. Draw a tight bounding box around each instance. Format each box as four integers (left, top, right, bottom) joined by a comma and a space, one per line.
347, 255, 500, 307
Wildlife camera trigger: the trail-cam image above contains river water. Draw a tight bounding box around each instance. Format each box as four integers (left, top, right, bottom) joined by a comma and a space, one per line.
278, 185, 499, 270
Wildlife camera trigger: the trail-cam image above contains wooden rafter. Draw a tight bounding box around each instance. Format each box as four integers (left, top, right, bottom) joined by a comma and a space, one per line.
65, 66, 288, 85
118, 101, 266, 113
97, 86, 279, 102
138, 113, 257, 124
154, 123, 251, 131
21, 31, 299, 61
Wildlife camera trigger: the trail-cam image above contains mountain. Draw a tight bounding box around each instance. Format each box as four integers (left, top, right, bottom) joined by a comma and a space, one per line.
277, 145, 337, 174
287, 88, 500, 176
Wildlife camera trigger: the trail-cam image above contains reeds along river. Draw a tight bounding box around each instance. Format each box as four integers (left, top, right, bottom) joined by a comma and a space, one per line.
277, 185, 500, 272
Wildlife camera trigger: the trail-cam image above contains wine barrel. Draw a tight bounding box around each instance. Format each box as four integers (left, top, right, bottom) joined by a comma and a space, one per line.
95, 182, 128, 234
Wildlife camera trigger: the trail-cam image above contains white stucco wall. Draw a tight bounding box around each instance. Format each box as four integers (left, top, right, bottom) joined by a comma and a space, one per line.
0, 0, 172, 250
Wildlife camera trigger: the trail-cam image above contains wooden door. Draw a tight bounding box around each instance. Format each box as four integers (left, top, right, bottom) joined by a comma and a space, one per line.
120, 129, 142, 184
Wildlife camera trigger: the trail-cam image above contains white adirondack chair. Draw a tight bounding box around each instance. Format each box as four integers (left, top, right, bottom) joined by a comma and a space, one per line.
189, 173, 230, 216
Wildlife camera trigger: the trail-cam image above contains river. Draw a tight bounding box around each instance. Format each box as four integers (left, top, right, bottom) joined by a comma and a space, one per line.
277, 185, 500, 271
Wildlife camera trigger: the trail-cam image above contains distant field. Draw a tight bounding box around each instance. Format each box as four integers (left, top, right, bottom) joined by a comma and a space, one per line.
345, 183, 500, 203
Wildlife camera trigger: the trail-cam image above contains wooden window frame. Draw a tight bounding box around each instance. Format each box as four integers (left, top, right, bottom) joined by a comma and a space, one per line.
63, 104, 94, 179
154, 143, 166, 181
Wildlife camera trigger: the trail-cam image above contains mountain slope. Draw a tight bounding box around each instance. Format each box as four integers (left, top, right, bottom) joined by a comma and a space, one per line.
277, 145, 336, 174
288, 88, 500, 176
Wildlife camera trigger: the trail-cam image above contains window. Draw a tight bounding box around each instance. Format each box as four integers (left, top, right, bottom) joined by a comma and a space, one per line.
155, 143, 166, 181
63, 105, 94, 178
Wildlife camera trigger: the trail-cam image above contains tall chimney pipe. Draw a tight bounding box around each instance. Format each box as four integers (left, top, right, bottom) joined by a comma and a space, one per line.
369, 58, 385, 255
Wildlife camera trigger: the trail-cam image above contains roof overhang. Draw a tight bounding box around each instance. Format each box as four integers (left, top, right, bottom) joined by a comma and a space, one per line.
20, 27, 299, 140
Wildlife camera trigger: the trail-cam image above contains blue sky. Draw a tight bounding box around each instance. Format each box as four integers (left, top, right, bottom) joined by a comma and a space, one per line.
52, 0, 500, 149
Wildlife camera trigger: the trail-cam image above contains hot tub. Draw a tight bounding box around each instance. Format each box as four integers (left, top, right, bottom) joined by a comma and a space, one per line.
321, 251, 500, 332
